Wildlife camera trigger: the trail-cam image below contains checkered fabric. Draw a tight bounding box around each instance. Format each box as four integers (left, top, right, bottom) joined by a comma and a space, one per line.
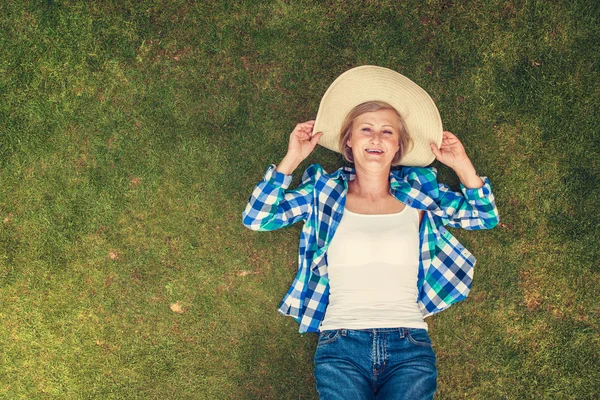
242, 164, 499, 333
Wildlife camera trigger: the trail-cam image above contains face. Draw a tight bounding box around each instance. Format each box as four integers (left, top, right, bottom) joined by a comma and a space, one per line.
346, 109, 401, 168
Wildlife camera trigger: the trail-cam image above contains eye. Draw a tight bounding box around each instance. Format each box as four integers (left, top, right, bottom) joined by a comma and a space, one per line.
361, 127, 371, 133
383, 130, 393, 135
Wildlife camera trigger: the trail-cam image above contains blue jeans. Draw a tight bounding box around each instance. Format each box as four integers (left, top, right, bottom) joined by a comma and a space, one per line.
314, 328, 437, 400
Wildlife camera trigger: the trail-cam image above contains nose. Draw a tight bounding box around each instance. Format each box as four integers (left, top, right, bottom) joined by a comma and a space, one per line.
370, 131, 383, 144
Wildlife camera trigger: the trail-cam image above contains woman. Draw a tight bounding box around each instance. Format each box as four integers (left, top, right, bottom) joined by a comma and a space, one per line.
243, 66, 499, 399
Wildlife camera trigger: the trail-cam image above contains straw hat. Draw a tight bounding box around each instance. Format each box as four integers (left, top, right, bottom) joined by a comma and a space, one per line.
313, 65, 443, 167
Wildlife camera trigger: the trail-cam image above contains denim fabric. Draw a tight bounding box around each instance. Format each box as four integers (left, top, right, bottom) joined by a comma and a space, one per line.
314, 328, 437, 399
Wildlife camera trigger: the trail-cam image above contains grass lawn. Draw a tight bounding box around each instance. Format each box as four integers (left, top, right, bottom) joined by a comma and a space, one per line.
1, 0, 599, 398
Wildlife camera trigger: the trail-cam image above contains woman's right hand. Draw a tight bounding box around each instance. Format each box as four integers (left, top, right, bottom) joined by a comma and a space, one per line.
287, 120, 322, 162
277, 121, 323, 174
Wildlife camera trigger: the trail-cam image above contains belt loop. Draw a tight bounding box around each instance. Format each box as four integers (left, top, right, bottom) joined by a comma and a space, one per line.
398, 328, 405, 339
341, 329, 347, 337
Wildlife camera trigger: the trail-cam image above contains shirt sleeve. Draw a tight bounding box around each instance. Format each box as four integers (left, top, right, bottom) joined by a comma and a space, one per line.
437, 177, 500, 230
242, 164, 315, 231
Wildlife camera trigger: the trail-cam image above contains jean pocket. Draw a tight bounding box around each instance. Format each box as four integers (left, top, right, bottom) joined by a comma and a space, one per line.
407, 330, 433, 348
318, 330, 341, 345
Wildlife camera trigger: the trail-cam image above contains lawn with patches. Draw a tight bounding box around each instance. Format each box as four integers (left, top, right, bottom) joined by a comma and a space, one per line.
1, 1, 599, 399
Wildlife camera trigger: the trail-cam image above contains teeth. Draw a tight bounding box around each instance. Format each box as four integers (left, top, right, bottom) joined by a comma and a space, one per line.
366, 149, 383, 153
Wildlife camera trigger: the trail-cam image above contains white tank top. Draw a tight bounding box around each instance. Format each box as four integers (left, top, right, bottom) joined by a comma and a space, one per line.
320, 206, 427, 331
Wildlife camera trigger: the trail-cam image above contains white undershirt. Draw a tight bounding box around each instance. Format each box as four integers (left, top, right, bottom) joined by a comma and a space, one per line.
320, 206, 427, 331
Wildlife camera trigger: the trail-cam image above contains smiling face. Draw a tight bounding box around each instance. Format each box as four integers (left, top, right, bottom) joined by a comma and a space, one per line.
338, 101, 412, 166
346, 109, 402, 168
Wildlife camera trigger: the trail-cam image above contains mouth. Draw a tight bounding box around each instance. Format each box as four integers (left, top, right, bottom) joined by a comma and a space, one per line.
365, 149, 384, 154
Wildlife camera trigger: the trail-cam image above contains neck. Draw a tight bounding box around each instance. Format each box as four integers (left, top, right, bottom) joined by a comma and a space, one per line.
349, 164, 391, 200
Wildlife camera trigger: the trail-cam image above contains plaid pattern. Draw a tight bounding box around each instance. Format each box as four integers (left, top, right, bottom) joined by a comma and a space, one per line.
243, 164, 499, 333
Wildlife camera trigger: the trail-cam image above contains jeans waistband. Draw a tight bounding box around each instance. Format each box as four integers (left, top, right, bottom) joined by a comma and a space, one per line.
330, 327, 427, 338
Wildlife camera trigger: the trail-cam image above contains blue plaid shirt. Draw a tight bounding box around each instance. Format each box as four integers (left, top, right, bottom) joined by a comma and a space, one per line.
243, 164, 499, 333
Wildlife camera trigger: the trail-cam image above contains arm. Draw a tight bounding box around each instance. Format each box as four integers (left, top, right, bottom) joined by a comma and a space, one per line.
430, 131, 483, 189
436, 179, 499, 230
242, 121, 323, 231
242, 165, 317, 231
430, 131, 499, 229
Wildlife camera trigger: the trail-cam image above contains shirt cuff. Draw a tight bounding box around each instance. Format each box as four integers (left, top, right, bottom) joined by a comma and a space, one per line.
460, 176, 492, 200
264, 164, 293, 188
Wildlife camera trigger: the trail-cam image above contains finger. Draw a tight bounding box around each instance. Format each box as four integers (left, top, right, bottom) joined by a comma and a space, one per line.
430, 143, 442, 159
310, 131, 323, 145
297, 123, 314, 133
294, 124, 313, 136
442, 131, 459, 143
301, 126, 314, 137
297, 121, 315, 129
292, 131, 311, 143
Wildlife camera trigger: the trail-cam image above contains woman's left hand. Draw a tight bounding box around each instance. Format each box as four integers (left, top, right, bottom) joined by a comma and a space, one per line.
430, 131, 472, 172
430, 131, 483, 188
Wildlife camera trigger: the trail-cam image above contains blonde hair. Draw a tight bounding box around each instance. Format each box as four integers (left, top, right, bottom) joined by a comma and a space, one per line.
338, 101, 412, 165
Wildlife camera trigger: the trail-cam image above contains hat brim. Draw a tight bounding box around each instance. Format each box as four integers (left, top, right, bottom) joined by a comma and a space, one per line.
313, 65, 443, 167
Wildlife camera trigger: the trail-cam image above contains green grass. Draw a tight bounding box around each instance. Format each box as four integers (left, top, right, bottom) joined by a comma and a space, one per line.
1, 0, 599, 398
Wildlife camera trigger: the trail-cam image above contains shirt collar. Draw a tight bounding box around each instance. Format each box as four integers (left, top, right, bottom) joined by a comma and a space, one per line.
327, 164, 444, 234
335, 166, 441, 212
